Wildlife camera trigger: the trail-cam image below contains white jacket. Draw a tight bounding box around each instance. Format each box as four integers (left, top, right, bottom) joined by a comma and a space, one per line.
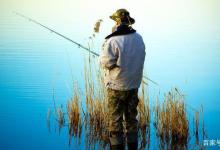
99, 32, 146, 91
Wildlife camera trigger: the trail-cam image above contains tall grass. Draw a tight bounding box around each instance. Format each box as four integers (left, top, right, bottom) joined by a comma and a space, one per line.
193, 105, 207, 149
67, 85, 82, 143
48, 56, 207, 149
138, 81, 151, 149
57, 106, 65, 133
154, 88, 189, 149
84, 57, 106, 149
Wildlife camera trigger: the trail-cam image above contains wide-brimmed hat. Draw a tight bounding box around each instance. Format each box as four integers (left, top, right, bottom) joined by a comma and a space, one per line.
110, 9, 135, 25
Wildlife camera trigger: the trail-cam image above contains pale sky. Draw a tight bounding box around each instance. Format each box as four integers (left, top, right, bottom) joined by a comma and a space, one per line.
1, 0, 220, 35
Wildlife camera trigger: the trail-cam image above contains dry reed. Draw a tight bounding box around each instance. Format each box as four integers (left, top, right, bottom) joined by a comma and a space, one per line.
83, 56, 109, 149
138, 81, 151, 149
154, 88, 189, 149
49, 61, 205, 149
67, 85, 82, 142
56, 106, 65, 133
93, 19, 103, 33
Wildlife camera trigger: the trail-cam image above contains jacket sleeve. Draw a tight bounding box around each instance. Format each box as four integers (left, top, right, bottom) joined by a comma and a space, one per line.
99, 39, 118, 70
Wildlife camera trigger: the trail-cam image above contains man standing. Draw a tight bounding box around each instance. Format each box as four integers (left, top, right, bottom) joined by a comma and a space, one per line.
99, 9, 146, 150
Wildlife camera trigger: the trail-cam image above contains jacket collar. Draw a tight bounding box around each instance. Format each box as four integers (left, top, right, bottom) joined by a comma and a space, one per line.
105, 24, 136, 39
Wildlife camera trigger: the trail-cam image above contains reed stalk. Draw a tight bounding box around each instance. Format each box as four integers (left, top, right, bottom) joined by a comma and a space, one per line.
154, 88, 189, 149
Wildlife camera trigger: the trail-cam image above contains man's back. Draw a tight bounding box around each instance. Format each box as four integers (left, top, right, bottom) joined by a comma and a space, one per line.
100, 32, 145, 90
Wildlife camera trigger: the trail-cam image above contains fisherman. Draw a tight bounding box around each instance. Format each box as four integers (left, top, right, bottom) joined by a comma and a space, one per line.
99, 9, 146, 150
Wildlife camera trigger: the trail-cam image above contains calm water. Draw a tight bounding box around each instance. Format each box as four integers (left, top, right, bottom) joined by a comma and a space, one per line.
1, 12, 220, 150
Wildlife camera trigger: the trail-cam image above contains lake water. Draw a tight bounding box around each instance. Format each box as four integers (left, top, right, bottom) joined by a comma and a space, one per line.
1, 11, 220, 150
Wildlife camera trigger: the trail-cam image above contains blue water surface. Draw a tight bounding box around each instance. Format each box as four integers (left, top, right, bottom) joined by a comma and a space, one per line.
0, 11, 220, 150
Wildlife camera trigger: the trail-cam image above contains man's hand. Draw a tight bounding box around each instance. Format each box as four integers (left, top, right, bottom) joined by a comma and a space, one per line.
108, 64, 119, 70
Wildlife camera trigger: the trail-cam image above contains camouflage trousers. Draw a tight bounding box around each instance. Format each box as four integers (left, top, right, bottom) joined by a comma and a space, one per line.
107, 88, 139, 145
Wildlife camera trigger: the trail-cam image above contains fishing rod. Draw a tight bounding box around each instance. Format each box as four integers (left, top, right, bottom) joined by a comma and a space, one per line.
14, 12, 99, 56
14, 11, 158, 85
